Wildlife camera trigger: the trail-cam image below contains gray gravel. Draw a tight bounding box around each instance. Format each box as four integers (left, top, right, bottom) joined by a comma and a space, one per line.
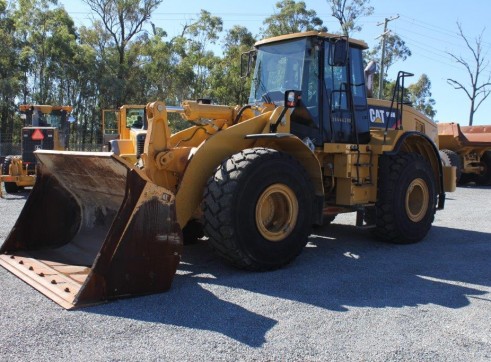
0, 184, 490, 361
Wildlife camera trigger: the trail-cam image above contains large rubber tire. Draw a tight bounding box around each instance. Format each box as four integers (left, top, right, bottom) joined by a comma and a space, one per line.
371, 152, 436, 244
2, 156, 20, 194
475, 151, 491, 186
441, 149, 462, 182
203, 148, 314, 271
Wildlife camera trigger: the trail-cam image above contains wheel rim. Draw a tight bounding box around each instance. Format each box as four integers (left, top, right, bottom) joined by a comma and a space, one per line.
405, 178, 429, 222
255, 183, 298, 242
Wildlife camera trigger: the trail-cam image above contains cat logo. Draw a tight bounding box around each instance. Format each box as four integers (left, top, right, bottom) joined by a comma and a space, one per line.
369, 107, 396, 125
372, 116, 384, 124
369, 108, 386, 124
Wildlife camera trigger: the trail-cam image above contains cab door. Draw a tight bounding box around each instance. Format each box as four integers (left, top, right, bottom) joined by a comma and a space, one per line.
102, 109, 120, 150
323, 40, 370, 144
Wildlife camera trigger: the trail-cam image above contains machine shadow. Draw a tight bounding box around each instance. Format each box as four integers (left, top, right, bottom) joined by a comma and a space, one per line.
86, 223, 491, 347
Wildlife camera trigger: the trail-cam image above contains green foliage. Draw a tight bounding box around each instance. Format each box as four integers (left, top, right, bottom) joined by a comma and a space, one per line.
364, 31, 412, 102
261, 0, 326, 37
383, 74, 436, 119
208, 26, 256, 105
367, 33, 411, 79
82, 0, 163, 105
408, 74, 436, 119
14, 0, 78, 104
0, 0, 442, 151
180, 10, 224, 99
0, 0, 21, 135
328, 0, 374, 36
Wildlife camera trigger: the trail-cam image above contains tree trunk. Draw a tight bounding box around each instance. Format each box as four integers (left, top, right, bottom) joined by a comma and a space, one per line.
469, 99, 475, 126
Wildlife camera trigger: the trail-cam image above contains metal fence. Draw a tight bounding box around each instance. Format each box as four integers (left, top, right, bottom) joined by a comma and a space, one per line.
0, 134, 21, 157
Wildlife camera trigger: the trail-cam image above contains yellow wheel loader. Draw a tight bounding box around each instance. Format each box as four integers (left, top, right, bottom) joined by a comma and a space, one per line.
102, 104, 147, 163
0, 104, 73, 195
101, 104, 184, 163
100, 104, 206, 243
0, 32, 455, 309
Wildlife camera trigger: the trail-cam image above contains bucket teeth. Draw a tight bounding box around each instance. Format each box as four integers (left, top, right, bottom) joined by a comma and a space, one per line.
0, 150, 183, 309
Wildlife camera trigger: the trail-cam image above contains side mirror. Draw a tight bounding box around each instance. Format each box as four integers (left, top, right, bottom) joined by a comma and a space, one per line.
241, 50, 257, 78
330, 38, 349, 66
284, 90, 302, 108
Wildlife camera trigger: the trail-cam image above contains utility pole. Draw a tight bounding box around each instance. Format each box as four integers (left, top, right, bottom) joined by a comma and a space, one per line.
377, 15, 399, 99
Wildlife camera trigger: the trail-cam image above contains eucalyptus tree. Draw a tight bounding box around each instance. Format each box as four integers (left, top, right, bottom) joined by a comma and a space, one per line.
328, 0, 373, 36
140, 26, 186, 104
261, 0, 326, 37
14, 0, 78, 105
408, 74, 436, 119
208, 25, 256, 105
366, 33, 412, 99
177, 10, 223, 99
0, 0, 20, 135
82, 0, 163, 105
68, 25, 104, 147
77, 22, 116, 108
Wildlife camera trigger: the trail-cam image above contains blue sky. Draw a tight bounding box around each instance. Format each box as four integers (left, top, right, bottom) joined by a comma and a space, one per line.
61, 0, 491, 125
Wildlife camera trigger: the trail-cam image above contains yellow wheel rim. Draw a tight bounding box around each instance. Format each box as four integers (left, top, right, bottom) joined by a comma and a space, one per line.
405, 178, 429, 223
255, 184, 298, 242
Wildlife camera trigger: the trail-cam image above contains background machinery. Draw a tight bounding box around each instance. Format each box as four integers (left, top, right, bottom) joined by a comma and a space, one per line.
438, 122, 491, 185
0, 104, 73, 194
102, 104, 147, 164
0, 32, 455, 309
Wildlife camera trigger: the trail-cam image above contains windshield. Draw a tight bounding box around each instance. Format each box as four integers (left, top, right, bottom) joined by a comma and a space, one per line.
126, 108, 145, 129
249, 38, 308, 105
45, 110, 64, 128
32, 109, 66, 128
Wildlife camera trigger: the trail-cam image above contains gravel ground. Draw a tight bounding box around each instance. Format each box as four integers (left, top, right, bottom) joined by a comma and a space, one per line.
0, 184, 490, 361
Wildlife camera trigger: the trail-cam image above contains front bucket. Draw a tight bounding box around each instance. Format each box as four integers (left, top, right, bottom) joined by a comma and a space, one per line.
0, 151, 182, 309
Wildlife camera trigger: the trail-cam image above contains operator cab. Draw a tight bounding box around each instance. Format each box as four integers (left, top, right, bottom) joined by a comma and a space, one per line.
248, 32, 370, 147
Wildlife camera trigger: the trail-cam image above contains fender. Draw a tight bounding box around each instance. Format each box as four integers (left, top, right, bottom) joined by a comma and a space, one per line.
246, 133, 325, 225
174, 110, 271, 227
386, 131, 446, 209
175, 117, 325, 227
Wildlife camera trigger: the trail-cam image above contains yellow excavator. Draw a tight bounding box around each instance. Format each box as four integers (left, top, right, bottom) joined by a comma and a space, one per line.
0, 32, 455, 309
